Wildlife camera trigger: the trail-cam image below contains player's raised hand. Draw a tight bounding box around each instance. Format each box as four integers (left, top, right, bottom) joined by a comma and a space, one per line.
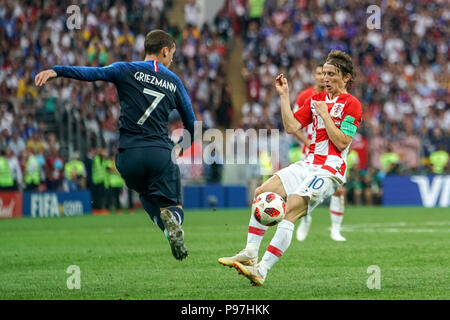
313, 101, 328, 118
275, 74, 289, 96
34, 69, 57, 87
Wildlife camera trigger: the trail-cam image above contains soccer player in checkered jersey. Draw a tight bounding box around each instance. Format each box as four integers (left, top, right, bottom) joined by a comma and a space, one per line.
218, 50, 361, 286
293, 63, 347, 242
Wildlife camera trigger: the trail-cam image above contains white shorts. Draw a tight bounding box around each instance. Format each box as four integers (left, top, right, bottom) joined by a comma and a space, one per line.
275, 161, 342, 215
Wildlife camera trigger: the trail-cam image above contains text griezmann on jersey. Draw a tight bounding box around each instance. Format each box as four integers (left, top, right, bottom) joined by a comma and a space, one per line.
134, 71, 177, 93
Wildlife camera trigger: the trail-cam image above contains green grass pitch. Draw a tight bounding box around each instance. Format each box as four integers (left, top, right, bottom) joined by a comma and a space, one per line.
0, 206, 449, 300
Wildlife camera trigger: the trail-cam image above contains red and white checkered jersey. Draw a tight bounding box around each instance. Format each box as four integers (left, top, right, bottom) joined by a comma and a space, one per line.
294, 87, 315, 112
293, 91, 362, 183
294, 87, 316, 157
301, 124, 314, 157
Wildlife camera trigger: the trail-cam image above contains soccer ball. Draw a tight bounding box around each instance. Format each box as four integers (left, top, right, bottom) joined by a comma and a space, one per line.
252, 192, 286, 226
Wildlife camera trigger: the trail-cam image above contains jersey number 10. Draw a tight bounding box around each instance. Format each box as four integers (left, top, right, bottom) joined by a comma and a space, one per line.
137, 88, 165, 125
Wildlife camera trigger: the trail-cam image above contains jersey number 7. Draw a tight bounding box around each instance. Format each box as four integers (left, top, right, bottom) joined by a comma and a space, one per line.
137, 88, 165, 125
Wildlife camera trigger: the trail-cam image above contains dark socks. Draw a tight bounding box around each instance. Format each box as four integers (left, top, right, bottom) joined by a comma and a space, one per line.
139, 195, 165, 232
167, 206, 184, 225
140, 196, 185, 233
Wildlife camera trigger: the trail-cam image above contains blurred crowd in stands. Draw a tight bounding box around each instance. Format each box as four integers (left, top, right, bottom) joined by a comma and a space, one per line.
235, 0, 449, 204
0, 0, 231, 201
0, 0, 448, 206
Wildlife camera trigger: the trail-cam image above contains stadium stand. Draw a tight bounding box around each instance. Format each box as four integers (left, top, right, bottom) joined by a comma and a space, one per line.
237, 0, 449, 204
0, 0, 448, 206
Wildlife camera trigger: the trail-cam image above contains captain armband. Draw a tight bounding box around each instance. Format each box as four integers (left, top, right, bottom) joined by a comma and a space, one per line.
340, 115, 358, 138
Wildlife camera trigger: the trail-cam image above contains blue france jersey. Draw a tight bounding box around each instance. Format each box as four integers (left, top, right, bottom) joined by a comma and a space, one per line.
52, 61, 196, 150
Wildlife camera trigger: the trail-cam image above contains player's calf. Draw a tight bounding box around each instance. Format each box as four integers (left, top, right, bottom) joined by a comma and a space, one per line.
256, 195, 308, 282
296, 214, 312, 241
218, 214, 264, 268
329, 193, 346, 241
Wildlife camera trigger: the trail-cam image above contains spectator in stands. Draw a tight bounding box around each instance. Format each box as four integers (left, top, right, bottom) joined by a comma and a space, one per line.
0, 130, 9, 154
430, 127, 449, 155
0, 103, 14, 135
84, 108, 101, 146
105, 150, 125, 214
380, 144, 402, 175
214, 1, 233, 42
216, 83, 234, 128
362, 168, 383, 206
346, 166, 364, 206
185, 0, 200, 27
429, 148, 449, 175
24, 116, 37, 140
43, 132, 60, 153
64, 151, 86, 191
5, 147, 22, 190
397, 119, 421, 174
8, 131, 26, 157
248, 0, 265, 24
90, 148, 109, 215
22, 149, 41, 191
0, 149, 15, 190
103, 108, 119, 149
44, 146, 65, 191
26, 131, 44, 155
205, 149, 223, 184
83, 147, 95, 193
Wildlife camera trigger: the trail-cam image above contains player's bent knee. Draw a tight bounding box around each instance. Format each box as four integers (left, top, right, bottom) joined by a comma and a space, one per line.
254, 187, 264, 199
333, 185, 345, 197
254, 175, 287, 200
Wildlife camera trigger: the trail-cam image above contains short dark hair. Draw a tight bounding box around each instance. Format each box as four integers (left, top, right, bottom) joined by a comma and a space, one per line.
144, 29, 175, 55
325, 50, 354, 88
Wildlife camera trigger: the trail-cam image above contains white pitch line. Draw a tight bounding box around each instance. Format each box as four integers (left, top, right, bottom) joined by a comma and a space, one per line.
341, 227, 450, 233
341, 221, 450, 229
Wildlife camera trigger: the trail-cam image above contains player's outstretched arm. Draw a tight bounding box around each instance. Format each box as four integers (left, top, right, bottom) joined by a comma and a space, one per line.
34, 69, 57, 87
292, 129, 310, 147
275, 74, 302, 134
173, 75, 197, 143
35, 64, 122, 87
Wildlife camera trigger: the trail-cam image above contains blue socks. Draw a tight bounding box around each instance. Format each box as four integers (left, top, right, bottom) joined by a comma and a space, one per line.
140, 195, 165, 232
140, 195, 185, 233
167, 206, 184, 225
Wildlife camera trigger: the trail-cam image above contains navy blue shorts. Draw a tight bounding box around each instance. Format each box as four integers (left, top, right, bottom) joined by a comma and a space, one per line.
116, 147, 181, 207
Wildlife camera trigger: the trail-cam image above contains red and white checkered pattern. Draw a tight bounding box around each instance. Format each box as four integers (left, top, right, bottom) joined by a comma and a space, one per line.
294, 92, 362, 183
294, 87, 316, 158
301, 124, 314, 157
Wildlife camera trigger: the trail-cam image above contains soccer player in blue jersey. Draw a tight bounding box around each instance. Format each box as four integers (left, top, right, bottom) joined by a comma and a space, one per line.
35, 30, 196, 261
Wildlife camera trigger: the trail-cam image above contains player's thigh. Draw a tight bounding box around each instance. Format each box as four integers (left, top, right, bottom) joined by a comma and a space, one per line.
254, 174, 287, 200
148, 160, 182, 208
116, 147, 170, 194
271, 161, 310, 201
294, 172, 340, 215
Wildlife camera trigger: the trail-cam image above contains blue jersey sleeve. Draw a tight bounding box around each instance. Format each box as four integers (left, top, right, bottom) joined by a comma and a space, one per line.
174, 77, 196, 139
52, 63, 124, 83
159, 66, 197, 142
